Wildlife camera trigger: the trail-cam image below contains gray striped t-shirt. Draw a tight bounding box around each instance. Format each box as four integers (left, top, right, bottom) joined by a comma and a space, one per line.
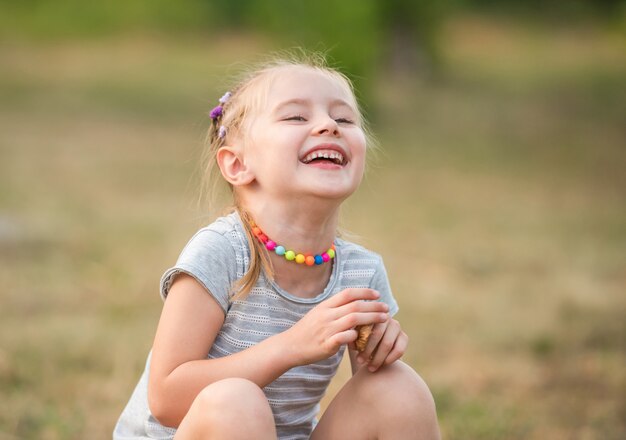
113, 212, 398, 440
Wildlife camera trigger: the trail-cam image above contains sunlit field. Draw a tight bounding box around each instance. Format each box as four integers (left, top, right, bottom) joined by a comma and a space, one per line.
0, 15, 624, 439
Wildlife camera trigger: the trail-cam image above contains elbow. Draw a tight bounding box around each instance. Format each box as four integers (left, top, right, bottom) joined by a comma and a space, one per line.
148, 380, 183, 429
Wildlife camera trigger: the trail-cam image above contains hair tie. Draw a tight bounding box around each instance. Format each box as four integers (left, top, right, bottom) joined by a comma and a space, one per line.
219, 91, 232, 104
209, 91, 232, 121
209, 106, 222, 120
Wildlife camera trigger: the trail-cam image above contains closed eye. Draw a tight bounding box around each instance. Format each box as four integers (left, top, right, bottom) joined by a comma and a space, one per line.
335, 118, 354, 124
284, 115, 306, 122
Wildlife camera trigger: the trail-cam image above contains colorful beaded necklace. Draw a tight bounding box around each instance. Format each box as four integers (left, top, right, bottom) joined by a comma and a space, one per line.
249, 220, 336, 266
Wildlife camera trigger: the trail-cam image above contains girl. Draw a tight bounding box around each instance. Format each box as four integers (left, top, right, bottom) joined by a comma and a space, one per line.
114, 54, 440, 440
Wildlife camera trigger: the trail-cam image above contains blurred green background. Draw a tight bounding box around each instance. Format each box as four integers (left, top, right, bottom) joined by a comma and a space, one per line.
1, 1, 625, 438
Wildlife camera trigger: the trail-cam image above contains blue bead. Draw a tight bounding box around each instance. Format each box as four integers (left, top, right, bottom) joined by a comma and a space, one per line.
275, 245, 286, 256
314, 255, 324, 265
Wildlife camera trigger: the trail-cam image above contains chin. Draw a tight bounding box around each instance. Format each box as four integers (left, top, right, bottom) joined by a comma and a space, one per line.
286, 170, 363, 201
306, 182, 360, 201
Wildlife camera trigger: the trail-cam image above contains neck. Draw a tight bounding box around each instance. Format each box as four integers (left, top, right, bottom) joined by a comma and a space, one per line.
239, 194, 341, 254
236, 193, 341, 298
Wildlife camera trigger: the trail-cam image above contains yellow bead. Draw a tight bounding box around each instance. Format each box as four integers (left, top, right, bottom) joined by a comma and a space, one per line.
295, 254, 305, 264
285, 250, 296, 261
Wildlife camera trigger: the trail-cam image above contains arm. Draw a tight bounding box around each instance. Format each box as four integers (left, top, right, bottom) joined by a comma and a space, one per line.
148, 274, 294, 428
148, 274, 389, 428
348, 348, 360, 375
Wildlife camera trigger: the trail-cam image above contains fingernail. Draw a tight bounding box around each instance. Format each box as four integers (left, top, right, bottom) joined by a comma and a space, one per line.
368, 365, 377, 372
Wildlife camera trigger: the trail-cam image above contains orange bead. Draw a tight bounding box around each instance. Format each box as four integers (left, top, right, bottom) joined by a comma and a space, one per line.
252, 227, 261, 236
305, 256, 315, 266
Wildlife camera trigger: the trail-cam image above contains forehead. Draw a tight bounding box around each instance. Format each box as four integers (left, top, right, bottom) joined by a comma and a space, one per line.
265, 66, 357, 110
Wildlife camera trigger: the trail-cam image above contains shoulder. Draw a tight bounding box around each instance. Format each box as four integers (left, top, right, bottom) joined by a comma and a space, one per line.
335, 237, 398, 314
159, 212, 250, 307
182, 211, 248, 260
335, 237, 384, 268
194, 211, 245, 242
334, 237, 387, 285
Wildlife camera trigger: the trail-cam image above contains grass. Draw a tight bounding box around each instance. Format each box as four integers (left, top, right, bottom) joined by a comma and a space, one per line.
0, 15, 624, 439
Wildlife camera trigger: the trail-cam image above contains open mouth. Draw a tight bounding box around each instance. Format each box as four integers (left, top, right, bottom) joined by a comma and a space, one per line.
300, 149, 346, 166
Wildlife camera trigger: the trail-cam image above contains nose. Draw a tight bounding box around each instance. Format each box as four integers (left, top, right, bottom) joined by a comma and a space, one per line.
314, 115, 340, 137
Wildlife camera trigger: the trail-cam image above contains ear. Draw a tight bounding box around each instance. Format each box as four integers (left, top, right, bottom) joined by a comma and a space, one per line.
216, 145, 255, 186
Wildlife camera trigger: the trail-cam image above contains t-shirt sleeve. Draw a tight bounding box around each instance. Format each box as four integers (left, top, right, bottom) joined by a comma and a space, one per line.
369, 256, 399, 317
159, 229, 237, 314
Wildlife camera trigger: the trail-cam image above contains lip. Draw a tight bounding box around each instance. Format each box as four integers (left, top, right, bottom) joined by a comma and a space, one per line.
299, 143, 349, 166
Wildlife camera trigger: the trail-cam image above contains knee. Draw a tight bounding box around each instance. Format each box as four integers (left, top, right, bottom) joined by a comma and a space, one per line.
356, 362, 438, 426
191, 378, 274, 426
192, 378, 271, 418
177, 378, 276, 438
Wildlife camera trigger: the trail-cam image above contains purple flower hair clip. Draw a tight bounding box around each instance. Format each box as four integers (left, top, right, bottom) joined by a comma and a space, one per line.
209, 105, 222, 120
218, 125, 227, 139
209, 91, 232, 121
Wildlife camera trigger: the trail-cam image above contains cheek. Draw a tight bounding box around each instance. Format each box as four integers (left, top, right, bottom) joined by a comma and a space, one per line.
243, 123, 275, 165
352, 131, 367, 162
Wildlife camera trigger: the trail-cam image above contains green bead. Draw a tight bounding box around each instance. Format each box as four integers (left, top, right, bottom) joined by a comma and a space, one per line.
285, 250, 296, 261
327, 249, 335, 259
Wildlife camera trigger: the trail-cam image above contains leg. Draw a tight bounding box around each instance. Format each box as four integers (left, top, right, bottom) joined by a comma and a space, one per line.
311, 361, 440, 440
174, 378, 277, 440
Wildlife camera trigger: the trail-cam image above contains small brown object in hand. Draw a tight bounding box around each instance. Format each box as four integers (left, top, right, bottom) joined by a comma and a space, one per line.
355, 324, 373, 352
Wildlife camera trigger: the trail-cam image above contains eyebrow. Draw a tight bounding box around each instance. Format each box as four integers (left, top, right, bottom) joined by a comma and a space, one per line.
272, 98, 356, 114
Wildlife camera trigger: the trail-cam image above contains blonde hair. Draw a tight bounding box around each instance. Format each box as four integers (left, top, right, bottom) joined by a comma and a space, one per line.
201, 51, 372, 300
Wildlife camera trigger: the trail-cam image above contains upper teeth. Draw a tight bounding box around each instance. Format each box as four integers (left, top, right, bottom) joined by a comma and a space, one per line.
302, 150, 344, 165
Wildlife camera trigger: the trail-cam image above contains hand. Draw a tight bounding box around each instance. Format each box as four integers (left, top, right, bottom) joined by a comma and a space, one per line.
353, 318, 408, 372
282, 288, 390, 366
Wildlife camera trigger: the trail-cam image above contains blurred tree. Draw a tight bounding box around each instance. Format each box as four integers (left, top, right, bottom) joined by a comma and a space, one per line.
376, 0, 449, 77
3, 0, 619, 94
0, 0, 448, 86
234, 0, 449, 108
0, 0, 215, 38
458, 0, 626, 19
242, 0, 381, 101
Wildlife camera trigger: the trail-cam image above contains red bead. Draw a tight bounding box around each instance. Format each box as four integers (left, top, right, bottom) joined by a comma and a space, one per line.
258, 234, 268, 243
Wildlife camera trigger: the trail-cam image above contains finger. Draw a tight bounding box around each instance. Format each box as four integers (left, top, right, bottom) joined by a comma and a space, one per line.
335, 311, 389, 334
329, 329, 359, 348
325, 288, 380, 308
333, 299, 388, 320
383, 331, 409, 366
368, 321, 401, 372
